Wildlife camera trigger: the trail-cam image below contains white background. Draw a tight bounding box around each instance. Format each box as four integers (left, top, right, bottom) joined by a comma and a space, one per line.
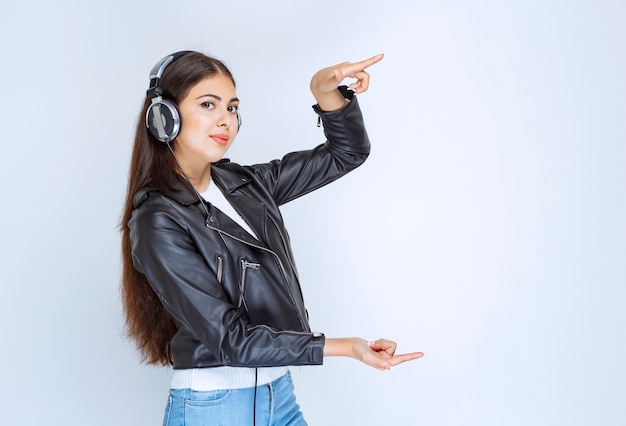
1, 1, 624, 425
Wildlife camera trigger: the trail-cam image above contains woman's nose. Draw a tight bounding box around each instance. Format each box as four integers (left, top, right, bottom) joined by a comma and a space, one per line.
218, 109, 232, 128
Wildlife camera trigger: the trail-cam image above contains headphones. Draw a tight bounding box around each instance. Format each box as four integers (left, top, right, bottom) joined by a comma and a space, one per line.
145, 51, 241, 144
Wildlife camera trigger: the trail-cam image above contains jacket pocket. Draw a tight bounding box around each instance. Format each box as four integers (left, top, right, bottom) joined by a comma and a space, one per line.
216, 255, 224, 284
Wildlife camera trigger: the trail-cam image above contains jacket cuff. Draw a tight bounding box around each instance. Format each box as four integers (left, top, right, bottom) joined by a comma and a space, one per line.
310, 333, 326, 365
311, 85, 355, 115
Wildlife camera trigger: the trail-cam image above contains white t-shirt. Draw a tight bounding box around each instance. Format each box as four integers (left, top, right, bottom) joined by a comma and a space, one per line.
200, 181, 258, 239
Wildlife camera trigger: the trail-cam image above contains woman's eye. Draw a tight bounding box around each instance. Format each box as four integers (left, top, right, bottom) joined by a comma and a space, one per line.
228, 105, 239, 114
201, 102, 215, 109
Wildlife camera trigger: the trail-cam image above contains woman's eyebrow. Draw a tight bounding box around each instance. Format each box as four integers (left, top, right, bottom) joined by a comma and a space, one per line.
196, 93, 239, 103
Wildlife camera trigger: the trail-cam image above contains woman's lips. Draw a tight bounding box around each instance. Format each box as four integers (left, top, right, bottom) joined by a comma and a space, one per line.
210, 134, 229, 145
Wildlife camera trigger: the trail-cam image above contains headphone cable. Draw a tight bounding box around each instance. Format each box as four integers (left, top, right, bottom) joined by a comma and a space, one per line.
166, 142, 210, 219
253, 367, 258, 426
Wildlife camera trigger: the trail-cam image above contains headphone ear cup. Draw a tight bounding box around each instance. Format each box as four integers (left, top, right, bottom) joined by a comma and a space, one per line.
146, 98, 181, 143
237, 111, 242, 131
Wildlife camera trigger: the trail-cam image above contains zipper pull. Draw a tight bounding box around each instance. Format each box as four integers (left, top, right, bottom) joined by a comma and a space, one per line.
241, 259, 260, 270
312, 104, 323, 127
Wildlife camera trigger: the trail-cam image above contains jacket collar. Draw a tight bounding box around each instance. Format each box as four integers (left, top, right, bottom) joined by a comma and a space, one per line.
132, 160, 251, 208
210, 161, 252, 194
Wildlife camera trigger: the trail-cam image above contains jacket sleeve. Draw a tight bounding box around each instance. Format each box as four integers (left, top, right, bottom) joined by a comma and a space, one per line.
129, 199, 325, 367
252, 86, 371, 205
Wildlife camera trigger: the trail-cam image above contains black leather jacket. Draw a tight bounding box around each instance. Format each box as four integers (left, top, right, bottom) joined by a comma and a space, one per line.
129, 88, 370, 369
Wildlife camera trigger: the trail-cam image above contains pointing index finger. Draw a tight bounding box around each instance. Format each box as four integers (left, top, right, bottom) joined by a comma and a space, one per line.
390, 351, 425, 367
355, 53, 385, 70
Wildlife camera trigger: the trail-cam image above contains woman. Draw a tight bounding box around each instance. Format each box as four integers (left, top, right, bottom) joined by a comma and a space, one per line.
120, 50, 423, 425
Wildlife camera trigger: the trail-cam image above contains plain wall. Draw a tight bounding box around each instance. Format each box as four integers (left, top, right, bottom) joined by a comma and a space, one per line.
1, 1, 624, 425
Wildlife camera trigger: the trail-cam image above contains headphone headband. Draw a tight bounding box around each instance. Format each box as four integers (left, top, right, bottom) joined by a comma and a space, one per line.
146, 51, 191, 99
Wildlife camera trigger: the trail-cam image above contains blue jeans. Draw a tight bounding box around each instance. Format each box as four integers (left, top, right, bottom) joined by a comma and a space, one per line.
163, 371, 307, 426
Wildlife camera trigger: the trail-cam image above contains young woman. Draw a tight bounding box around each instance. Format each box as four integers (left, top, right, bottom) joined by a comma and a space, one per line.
120, 50, 423, 425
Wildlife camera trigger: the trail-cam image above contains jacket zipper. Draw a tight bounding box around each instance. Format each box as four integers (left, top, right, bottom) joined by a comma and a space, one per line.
266, 214, 311, 321
246, 323, 323, 338
267, 214, 301, 282
238, 259, 260, 312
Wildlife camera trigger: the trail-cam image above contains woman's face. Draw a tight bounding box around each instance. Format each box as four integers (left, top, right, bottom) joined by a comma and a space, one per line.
174, 73, 239, 167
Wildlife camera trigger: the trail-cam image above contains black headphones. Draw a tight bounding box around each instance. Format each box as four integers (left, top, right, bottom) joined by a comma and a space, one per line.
145, 51, 241, 144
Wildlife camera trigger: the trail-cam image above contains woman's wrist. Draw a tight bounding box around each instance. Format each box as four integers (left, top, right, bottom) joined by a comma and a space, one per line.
323, 337, 365, 359
311, 88, 348, 112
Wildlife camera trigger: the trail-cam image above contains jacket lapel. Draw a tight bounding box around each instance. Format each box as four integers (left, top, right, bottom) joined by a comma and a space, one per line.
210, 165, 269, 245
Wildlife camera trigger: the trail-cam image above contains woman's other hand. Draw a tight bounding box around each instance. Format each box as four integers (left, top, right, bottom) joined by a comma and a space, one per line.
324, 337, 424, 371
362, 338, 424, 370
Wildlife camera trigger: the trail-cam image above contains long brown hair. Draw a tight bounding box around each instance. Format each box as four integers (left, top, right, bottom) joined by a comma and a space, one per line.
120, 51, 236, 365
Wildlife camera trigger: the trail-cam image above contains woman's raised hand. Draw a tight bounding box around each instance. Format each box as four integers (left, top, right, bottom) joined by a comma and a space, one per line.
310, 54, 384, 111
